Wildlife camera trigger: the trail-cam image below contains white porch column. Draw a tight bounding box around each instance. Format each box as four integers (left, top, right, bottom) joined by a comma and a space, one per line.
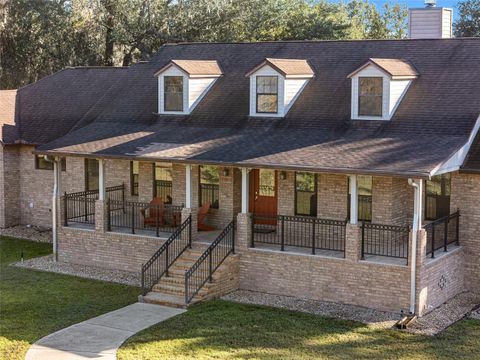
349, 174, 358, 224
98, 159, 106, 200
185, 164, 192, 208
52, 157, 62, 262
241, 168, 249, 213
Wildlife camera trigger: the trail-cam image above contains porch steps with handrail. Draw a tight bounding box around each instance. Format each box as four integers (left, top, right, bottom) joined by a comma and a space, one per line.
141, 220, 238, 308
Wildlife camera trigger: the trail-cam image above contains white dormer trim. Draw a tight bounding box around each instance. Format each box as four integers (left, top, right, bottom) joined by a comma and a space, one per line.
248, 65, 310, 118
350, 64, 413, 121
156, 63, 220, 115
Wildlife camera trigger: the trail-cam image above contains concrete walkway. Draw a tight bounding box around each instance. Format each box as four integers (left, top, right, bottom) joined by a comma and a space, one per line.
25, 302, 185, 360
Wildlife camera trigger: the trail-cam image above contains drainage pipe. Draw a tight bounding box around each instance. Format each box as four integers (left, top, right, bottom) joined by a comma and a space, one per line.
408, 178, 422, 314
44, 155, 59, 262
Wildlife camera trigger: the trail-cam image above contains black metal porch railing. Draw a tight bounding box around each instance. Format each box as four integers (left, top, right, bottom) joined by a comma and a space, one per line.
251, 214, 347, 255
361, 222, 410, 260
63, 184, 125, 226
154, 180, 172, 202
424, 210, 460, 258
107, 199, 182, 236
200, 183, 219, 209
141, 215, 192, 295
185, 220, 235, 304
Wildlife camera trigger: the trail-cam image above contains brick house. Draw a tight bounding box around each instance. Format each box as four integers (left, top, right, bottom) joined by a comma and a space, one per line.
1, 6, 479, 315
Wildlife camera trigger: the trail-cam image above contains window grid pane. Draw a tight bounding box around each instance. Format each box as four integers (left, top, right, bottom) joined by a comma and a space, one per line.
164, 76, 183, 111
358, 77, 383, 117
295, 172, 317, 217
256, 76, 278, 113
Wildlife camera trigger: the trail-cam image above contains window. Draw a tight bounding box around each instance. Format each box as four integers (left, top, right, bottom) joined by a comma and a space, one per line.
35, 155, 66, 171
258, 169, 276, 197
85, 159, 99, 191
130, 161, 139, 196
425, 174, 451, 220
348, 175, 372, 221
164, 76, 183, 112
295, 172, 317, 216
358, 77, 383, 117
153, 163, 172, 203
199, 165, 219, 209
256, 76, 278, 113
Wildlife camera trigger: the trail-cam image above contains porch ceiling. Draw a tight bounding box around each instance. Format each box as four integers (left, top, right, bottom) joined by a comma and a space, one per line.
35, 119, 467, 178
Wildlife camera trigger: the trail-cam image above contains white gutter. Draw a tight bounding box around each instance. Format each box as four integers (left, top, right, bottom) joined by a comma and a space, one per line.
408, 178, 422, 314
44, 155, 59, 262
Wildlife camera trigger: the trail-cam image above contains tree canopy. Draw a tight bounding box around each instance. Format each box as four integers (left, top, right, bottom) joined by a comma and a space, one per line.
1, 0, 411, 89
454, 0, 480, 37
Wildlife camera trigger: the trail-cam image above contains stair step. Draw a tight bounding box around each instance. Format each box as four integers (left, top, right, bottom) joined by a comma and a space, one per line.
142, 292, 187, 308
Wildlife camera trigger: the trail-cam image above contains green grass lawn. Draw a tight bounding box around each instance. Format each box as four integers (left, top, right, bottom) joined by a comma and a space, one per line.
0, 236, 140, 360
118, 300, 480, 360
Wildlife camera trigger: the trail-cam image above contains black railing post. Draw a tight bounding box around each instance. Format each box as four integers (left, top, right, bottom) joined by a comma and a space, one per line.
165, 244, 169, 277
406, 225, 410, 265
141, 264, 145, 295
188, 215, 192, 248
63, 192, 68, 226
311, 220, 316, 255
122, 183, 126, 213
361, 221, 365, 260
84, 192, 88, 221
431, 222, 435, 258
131, 203, 135, 234
250, 214, 255, 248
444, 217, 449, 252
232, 222, 235, 254
185, 272, 189, 304
155, 205, 160, 237
208, 249, 213, 283
456, 210, 460, 246
281, 216, 285, 251
107, 198, 111, 232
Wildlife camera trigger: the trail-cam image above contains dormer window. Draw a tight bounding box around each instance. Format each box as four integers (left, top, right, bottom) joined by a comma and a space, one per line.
164, 76, 183, 112
155, 60, 222, 115
348, 58, 418, 121
256, 76, 278, 114
246, 58, 314, 118
358, 77, 383, 117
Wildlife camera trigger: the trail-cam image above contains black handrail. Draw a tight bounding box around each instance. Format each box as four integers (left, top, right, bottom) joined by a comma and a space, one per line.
185, 220, 235, 304
424, 210, 460, 258
64, 184, 125, 226
141, 215, 192, 295
361, 222, 410, 260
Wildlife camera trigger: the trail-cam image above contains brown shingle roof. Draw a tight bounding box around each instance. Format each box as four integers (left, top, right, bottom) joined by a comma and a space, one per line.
154, 60, 222, 77
28, 39, 480, 176
246, 58, 314, 77
348, 58, 419, 79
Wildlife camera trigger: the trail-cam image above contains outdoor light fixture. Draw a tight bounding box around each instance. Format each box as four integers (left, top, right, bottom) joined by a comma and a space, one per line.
223, 168, 230, 176
280, 171, 287, 180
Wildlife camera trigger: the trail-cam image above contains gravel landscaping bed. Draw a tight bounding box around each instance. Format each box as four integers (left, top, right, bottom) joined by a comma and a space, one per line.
13, 255, 141, 287
0, 225, 52, 243
221, 290, 400, 329
408, 292, 480, 335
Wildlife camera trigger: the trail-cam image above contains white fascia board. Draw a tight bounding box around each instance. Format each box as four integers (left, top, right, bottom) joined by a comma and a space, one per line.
430, 114, 480, 177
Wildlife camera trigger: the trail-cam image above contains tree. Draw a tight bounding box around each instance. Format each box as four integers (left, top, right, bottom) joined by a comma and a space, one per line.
455, 0, 480, 37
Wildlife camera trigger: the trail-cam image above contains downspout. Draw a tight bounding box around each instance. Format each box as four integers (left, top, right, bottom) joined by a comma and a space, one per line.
408, 178, 421, 314
44, 155, 58, 262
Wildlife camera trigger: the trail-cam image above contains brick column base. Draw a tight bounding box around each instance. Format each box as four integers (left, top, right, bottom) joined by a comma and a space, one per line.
415, 228, 428, 316
345, 223, 361, 261
236, 212, 251, 252
95, 200, 107, 233
182, 208, 198, 240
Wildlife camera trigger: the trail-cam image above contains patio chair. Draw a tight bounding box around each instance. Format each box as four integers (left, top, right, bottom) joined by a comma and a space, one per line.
141, 197, 165, 227
198, 202, 215, 231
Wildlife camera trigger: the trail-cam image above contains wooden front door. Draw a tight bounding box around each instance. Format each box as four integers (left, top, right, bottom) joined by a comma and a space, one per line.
249, 169, 278, 216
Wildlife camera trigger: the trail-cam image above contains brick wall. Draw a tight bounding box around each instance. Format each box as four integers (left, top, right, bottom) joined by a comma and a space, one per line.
372, 176, 411, 226
0, 145, 20, 227
450, 172, 480, 293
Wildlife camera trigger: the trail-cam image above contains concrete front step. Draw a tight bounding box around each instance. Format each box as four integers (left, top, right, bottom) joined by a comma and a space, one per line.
141, 292, 188, 308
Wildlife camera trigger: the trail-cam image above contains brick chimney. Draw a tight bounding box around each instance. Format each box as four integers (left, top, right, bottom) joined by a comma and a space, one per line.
409, 1, 453, 39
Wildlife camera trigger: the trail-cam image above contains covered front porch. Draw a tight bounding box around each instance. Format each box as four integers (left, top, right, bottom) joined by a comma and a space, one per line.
56, 157, 461, 266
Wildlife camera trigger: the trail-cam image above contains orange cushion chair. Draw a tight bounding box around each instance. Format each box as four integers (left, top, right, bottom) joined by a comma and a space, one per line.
198, 202, 215, 231
141, 197, 165, 227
